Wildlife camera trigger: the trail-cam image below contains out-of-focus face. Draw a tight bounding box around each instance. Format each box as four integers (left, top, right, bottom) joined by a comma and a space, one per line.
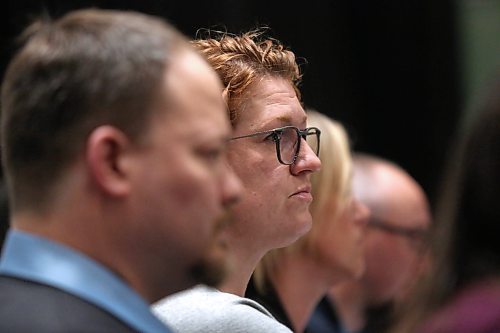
360, 166, 431, 305
125, 49, 242, 296
316, 197, 370, 283
227, 76, 321, 251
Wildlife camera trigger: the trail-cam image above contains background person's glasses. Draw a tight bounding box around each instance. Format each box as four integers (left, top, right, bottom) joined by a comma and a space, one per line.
230, 126, 321, 165
369, 217, 429, 252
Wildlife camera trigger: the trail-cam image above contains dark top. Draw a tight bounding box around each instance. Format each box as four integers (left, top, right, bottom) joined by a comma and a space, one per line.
363, 303, 394, 333
307, 297, 347, 333
245, 275, 296, 331
306, 296, 394, 333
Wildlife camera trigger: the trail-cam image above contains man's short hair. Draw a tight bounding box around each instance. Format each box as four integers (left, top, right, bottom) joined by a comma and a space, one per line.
1, 9, 187, 211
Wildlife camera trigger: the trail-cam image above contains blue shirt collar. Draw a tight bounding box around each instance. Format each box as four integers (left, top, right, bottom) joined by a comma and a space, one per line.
0, 230, 172, 333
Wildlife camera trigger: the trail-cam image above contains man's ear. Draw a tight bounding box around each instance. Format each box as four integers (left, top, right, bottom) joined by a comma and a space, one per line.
85, 125, 133, 197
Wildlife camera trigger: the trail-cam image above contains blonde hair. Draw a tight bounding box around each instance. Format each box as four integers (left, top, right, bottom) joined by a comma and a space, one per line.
253, 110, 353, 291
191, 29, 301, 125
308, 110, 353, 230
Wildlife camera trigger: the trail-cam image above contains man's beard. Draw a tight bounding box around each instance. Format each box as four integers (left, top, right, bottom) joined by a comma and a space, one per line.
189, 211, 235, 287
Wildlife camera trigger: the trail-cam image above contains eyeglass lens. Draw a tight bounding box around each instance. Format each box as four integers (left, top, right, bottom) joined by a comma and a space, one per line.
278, 127, 300, 164
278, 127, 319, 164
305, 130, 319, 157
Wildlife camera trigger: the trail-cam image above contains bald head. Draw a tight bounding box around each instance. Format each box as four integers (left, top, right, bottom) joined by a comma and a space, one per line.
351, 153, 431, 304
352, 154, 430, 229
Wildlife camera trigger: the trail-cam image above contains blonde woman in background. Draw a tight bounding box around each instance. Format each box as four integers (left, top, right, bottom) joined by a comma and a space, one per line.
246, 110, 370, 332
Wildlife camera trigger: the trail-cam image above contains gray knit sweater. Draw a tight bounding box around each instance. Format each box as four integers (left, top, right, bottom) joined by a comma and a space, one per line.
153, 285, 293, 333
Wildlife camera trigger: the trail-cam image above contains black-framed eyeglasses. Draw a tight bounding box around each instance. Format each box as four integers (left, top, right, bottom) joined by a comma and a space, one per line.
369, 217, 430, 252
230, 126, 321, 165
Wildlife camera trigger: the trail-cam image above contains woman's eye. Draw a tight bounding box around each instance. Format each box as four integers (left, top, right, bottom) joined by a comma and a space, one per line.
264, 133, 279, 142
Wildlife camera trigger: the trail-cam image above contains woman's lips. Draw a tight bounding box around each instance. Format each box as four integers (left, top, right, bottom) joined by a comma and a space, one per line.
290, 186, 313, 202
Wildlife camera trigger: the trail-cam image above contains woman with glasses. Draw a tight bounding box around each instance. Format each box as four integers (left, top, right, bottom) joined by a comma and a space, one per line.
153, 30, 321, 332
246, 110, 370, 332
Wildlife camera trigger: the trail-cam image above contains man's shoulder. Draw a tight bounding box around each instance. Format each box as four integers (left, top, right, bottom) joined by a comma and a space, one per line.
153, 285, 292, 333
0, 275, 138, 332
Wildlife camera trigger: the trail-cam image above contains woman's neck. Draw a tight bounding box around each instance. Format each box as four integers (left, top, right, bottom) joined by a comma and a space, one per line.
218, 236, 269, 297
329, 281, 366, 332
271, 253, 334, 332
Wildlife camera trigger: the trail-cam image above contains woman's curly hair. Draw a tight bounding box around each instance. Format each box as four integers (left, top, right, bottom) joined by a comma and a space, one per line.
191, 29, 302, 125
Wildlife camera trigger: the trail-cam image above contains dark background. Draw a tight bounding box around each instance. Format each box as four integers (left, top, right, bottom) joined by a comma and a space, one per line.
1, 0, 463, 211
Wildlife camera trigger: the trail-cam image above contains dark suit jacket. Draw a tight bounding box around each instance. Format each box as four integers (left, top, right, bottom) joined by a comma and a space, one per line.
0, 275, 139, 332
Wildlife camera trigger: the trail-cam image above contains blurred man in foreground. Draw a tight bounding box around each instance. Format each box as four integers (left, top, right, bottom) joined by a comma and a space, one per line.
0, 9, 241, 332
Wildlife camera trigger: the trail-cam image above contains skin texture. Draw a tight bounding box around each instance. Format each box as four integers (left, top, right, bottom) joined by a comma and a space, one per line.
227, 76, 321, 250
